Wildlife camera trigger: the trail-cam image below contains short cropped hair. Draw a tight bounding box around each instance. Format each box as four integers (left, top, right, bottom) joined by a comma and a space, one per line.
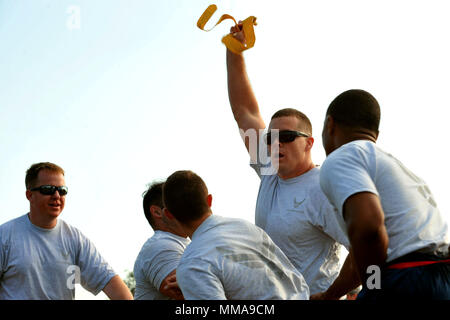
326, 89, 380, 133
142, 181, 164, 230
25, 162, 65, 190
271, 108, 313, 135
162, 170, 209, 224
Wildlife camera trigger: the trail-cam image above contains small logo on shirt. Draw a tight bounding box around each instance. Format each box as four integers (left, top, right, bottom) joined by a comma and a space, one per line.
293, 197, 306, 208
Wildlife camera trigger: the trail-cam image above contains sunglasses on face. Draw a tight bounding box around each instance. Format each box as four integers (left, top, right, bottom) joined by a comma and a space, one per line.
265, 130, 310, 145
30, 185, 68, 196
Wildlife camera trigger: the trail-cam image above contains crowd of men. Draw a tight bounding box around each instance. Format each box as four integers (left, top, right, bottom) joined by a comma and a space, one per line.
1, 25, 449, 301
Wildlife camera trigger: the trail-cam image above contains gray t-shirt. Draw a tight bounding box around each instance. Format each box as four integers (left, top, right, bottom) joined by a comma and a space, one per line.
0, 214, 116, 300
177, 215, 310, 300
252, 163, 349, 295
133, 230, 190, 300
320, 140, 449, 262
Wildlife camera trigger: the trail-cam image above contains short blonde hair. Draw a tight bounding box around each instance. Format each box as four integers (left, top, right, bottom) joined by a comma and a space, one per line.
25, 162, 65, 189
271, 108, 313, 136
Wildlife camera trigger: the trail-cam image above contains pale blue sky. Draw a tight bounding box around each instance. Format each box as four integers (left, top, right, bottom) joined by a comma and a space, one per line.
1, 0, 449, 299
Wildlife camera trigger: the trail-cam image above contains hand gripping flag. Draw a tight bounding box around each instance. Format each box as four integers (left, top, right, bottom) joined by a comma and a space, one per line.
197, 4, 257, 54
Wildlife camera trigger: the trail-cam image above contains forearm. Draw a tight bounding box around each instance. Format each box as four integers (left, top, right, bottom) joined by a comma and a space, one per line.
349, 226, 388, 282
102, 275, 133, 300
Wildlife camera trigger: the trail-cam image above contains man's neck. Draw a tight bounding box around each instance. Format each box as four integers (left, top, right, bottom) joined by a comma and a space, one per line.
278, 161, 316, 180
161, 225, 189, 239
28, 212, 57, 229
184, 211, 213, 238
342, 128, 378, 146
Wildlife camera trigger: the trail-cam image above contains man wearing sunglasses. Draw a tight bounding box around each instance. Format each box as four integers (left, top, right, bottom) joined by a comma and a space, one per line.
0, 162, 133, 300
225, 26, 349, 296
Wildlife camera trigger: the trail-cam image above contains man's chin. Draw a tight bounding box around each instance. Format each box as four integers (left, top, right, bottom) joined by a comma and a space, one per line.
276, 164, 290, 178
46, 209, 62, 218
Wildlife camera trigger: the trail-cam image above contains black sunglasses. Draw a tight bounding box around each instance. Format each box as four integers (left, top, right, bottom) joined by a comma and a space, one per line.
30, 185, 68, 196
265, 130, 310, 145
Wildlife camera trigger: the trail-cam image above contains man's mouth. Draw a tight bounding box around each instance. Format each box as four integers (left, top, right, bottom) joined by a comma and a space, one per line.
271, 150, 285, 161
49, 203, 61, 208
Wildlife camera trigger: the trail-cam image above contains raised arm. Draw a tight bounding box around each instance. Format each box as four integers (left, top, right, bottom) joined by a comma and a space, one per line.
226, 25, 265, 154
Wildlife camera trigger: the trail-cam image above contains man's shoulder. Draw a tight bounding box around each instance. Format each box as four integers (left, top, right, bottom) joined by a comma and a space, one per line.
139, 232, 188, 254
0, 214, 28, 234
330, 140, 376, 160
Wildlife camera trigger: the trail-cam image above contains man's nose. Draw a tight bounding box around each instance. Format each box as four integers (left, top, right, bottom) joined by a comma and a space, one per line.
51, 190, 61, 198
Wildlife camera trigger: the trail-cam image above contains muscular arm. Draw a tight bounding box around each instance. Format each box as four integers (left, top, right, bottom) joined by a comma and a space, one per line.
226, 26, 265, 155
102, 275, 133, 300
343, 192, 389, 282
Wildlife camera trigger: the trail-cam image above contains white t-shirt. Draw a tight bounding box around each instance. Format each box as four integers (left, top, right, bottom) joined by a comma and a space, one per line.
177, 215, 310, 300
133, 230, 190, 300
0, 214, 116, 300
252, 163, 349, 295
320, 140, 449, 262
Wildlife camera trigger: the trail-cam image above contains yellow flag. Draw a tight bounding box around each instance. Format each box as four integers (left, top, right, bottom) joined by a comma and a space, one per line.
197, 4, 257, 55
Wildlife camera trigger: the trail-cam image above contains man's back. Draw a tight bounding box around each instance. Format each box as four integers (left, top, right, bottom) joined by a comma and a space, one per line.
320, 140, 449, 262
177, 215, 309, 300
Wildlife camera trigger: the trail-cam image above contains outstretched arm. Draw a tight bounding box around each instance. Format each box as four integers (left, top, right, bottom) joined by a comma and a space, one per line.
226, 25, 265, 154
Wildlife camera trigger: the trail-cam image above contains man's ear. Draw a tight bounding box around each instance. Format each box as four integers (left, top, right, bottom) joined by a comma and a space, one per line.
150, 205, 163, 219
207, 194, 213, 208
325, 115, 335, 135
26, 190, 32, 201
305, 136, 314, 152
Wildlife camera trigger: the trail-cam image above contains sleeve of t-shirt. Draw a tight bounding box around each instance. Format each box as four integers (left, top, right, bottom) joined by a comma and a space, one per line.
177, 258, 226, 300
320, 144, 379, 218
75, 230, 116, 295
314, 193, 350, 250
142, 239, 185, 291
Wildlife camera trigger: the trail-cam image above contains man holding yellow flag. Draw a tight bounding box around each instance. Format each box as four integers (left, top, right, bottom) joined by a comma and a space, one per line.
221, 21, 354, 297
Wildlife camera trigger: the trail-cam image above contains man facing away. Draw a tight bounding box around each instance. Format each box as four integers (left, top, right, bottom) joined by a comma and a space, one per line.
319, 89, 450, 300
0, 162, 133, 300
133, 181, 190, 300
225, 24, 349, 295
162, 170, 309, 300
